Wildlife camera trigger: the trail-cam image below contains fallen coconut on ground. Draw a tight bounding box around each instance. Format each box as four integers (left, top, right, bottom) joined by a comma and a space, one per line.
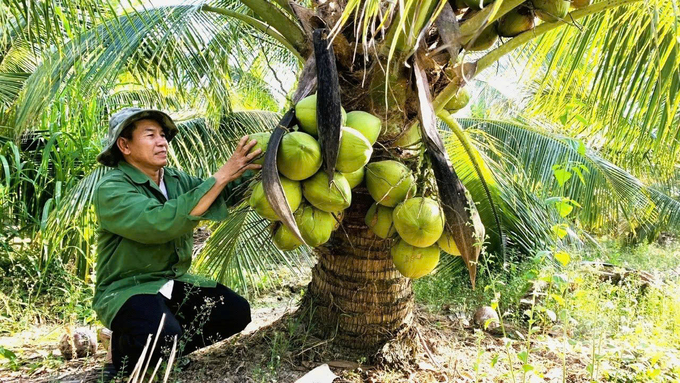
58, 327, 98, 360
473, 306, 500, 330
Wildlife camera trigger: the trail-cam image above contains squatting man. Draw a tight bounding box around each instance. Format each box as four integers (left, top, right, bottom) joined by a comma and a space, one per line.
93, 108, 262, 378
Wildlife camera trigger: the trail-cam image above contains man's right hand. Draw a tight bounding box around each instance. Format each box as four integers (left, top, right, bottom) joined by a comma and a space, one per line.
214, 135, 262, 185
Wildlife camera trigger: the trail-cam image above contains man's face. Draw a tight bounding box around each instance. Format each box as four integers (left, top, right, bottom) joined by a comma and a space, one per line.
117, 119, 168, 168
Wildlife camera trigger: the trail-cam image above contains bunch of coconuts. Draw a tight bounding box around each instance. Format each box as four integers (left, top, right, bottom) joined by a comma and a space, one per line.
248, 94, 380, 250
363, 161, 462, 279
248, 94, 467, 280
457, 0, 592, 53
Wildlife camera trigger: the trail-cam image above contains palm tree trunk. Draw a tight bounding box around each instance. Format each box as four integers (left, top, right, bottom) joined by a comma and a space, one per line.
304, 187, 416, 355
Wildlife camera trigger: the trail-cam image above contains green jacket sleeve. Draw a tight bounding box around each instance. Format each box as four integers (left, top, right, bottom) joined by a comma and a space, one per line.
95, 176, 218, 244
183, 169, 256, 214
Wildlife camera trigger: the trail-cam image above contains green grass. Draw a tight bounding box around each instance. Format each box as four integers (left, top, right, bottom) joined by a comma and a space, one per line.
413, 251, 539, 316
581, 238, 680, 272
0, 245, 96, 334
414, 240, 680, 382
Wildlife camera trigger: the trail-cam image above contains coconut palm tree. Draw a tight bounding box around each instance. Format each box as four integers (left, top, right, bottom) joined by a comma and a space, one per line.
1, 0, 679, 361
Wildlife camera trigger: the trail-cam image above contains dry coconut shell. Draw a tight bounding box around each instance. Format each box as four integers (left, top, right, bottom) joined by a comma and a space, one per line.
473, 306, 500, 330
73, 327, 97, 358
59, 327, 98, 360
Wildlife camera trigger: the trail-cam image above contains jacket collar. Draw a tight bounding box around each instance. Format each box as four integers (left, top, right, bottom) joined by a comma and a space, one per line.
117, 161, 154, 185
117, 161, 181, 183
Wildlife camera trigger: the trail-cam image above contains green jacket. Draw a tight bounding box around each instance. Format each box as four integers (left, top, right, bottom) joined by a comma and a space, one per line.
93, 161, 252, 328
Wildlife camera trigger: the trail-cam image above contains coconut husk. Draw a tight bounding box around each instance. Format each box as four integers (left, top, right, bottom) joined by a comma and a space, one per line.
263, 109, 307, 245
435, 2, 462, 61
313, 28, 342, 182
413, 51, 484, 288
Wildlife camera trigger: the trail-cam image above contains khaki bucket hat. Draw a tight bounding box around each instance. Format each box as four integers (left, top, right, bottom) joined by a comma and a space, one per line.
97, 107, 179, 167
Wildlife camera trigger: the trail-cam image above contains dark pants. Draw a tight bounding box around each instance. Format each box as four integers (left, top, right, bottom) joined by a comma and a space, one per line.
110, 281, 251, 375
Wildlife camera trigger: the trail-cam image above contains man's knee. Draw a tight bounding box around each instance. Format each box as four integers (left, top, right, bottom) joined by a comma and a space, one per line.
159, 317, 182, 344
233, 296, 251, 331
212, 292, 251, 332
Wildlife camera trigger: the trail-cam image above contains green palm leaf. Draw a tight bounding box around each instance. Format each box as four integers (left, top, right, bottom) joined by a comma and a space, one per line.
458, 118, 680, 236
515, 0, 680, 171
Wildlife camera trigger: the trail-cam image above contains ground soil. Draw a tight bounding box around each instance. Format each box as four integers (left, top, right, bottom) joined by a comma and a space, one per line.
0, 284, 597, 383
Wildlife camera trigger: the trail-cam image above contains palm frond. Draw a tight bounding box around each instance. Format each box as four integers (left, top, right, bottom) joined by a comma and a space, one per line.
458, 118, 680, 236
192, 208, 313, 295
9, 2, 297, 138
443, 121, 567, 254
515, 0, 680, 171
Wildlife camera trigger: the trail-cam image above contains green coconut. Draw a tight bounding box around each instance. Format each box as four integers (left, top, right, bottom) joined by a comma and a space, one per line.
365, 203, 397, 239
294, 94, 347, 137
365, 160, 415, 207
302, 171, 352, 213
392, 197, 445, 248
437, 232, 461, 256
497, 7, 535, 37
337, 127, 373, 173
249, 177, 302, 221
345, 111, 381, 145
466, 22, 499, 52
247, 132, 271, 165
571, 0, 591, 8
273, 224, 302, 251
445, 88, 472, 112
391, 239, 440, 279
277, 131, 323, 181
295, 204, 337, 247
462, 0, 495, 9
342, 167, 364, 189
532, 0, 569, 22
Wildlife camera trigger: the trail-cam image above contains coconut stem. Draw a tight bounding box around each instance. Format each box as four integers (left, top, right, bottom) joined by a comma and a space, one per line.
476, 0, 644, 72
432, 0, 643, 113
458, 0, 526, 40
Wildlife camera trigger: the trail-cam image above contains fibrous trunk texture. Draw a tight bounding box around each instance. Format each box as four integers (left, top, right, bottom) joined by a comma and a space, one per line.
305, 187, 415, 355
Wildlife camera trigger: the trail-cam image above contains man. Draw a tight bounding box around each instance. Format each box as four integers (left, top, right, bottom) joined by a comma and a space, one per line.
93, 108, 262, 378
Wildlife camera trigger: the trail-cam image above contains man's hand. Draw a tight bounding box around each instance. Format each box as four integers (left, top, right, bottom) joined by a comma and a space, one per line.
214, 135, 262, 185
